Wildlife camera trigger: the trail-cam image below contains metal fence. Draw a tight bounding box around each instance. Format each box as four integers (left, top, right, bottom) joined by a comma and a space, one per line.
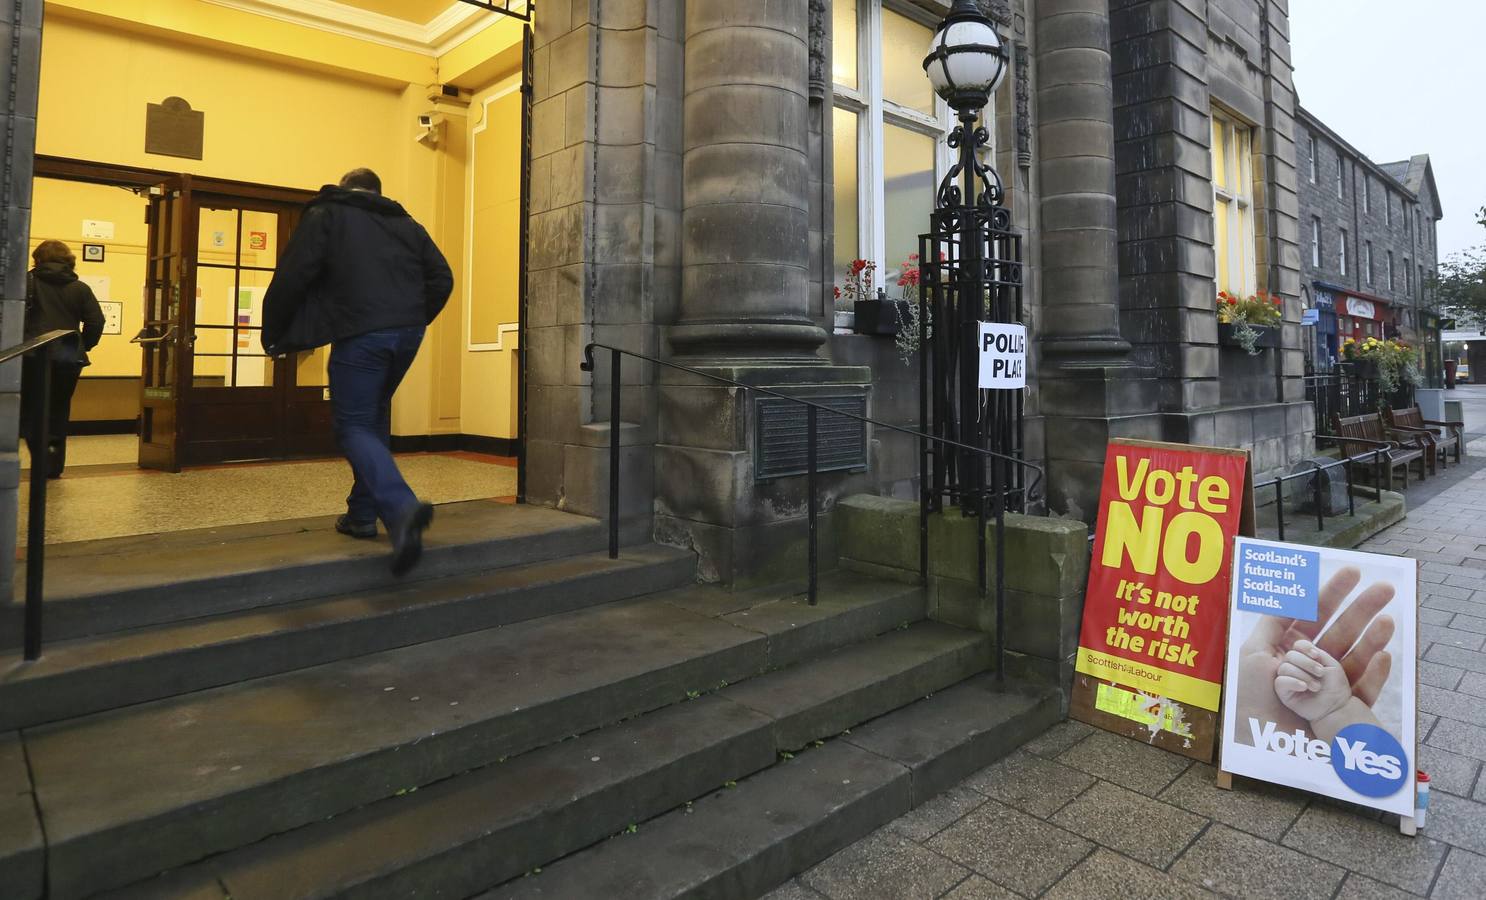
1304, 373, 1415, 439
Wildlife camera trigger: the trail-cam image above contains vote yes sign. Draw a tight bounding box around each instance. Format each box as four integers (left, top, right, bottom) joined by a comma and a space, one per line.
1070, 439, 1250, 761
978, 322, 1026, 389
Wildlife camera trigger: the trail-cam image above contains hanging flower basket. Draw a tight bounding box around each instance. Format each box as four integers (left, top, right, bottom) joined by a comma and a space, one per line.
1217, 323, 1278, 350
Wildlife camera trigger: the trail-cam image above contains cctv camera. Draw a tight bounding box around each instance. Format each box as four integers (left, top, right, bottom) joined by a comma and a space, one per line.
415, 112, 446, 147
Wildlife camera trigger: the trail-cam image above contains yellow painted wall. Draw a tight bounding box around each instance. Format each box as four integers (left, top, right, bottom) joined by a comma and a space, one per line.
461, 72, 524, 440
28, 179, 146, 377
37, 15, 408, 198
32, 4, 530, 444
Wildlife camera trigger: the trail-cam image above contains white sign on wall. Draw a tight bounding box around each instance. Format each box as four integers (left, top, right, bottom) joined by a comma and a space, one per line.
977, 322, 1027, 389
1220, 537, 1417, 819
81, 219, 115, 240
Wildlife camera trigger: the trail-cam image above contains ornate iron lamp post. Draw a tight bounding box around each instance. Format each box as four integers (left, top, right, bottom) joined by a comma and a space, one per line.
919, 0, 1024, 518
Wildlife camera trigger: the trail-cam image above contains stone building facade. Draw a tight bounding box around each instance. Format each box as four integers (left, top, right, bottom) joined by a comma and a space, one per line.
1295, 105, 1442, 370
515, 0, 1320, 582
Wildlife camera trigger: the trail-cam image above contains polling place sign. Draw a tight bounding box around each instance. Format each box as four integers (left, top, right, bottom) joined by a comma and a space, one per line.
1220, 537, 1418, 818
978, 322, 1026, 389
1070, 440, 1251, 761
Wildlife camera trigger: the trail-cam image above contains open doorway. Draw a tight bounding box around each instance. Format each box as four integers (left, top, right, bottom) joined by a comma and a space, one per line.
19, 2, 534, 549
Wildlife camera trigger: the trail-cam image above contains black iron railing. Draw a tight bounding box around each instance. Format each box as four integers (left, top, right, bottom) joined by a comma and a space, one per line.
1, 329, 79, 661
1305, 373, 1417, 435
581, 342, 1045, 676
1256, 446, 1393, 542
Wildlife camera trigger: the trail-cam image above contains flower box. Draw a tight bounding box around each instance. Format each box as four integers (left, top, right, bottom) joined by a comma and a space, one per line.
853, 299, 911, 336
1217, 323, 1278, 350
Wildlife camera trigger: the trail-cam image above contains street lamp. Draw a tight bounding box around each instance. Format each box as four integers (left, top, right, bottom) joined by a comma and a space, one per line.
918, 0, 1026, 683
917, 0, 1022, 523
923, 0, 1009, 115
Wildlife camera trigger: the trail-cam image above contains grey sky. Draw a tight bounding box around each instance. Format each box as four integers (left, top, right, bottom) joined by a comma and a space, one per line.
1289, 0, 1484, 261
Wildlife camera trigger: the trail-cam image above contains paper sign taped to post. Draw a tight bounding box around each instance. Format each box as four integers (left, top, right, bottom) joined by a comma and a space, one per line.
978, 322, 1026, 389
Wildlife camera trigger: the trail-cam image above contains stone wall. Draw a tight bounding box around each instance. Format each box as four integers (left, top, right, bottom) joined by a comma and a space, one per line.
836, 494, 1090, 710
524, 0, 685, 534
1296, 109, 1440, 344
0, 0, 43, 601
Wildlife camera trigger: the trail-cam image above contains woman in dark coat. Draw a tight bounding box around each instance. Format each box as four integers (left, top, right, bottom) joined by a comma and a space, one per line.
23, 239, 104, 478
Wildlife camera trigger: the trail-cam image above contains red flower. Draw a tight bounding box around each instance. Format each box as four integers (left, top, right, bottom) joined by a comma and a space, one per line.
850, 258, 867, 274
1227, 296, 1237, 305
833, 285, 842, 299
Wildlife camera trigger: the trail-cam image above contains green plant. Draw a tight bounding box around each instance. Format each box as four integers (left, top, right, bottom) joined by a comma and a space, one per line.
892, 253, 932, 365
1216, 290, 1283, 355
834, 258, 877, 312
1342, 336, 1423, 397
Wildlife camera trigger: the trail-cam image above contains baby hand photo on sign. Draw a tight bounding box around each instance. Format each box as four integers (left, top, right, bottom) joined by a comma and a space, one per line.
1274, 639, 1385, 741
1234, 565, 1395, 745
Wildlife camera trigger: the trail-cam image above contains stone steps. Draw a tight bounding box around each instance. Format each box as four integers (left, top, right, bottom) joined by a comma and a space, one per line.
4, 501, 608, 643
486, 675, 1061, 900
23, 572, 930, 899
104, 620, 988, 900
0, 545, 696, 730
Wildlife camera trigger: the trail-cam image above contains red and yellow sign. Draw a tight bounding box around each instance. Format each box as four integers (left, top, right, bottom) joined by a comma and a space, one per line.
1072, 440, 1250, 759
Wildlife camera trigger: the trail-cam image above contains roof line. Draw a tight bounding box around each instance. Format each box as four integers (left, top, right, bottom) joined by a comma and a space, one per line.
1295, 105, 1424, 202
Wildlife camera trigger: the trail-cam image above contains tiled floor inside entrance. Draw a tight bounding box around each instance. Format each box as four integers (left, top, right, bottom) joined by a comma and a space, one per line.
19, 436, 517, 545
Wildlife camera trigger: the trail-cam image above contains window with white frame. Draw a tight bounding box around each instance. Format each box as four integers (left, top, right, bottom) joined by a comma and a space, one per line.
1336, 157, 1345, 199
1405, 258, 1412, 295
832, 0, 957, 287
1362, 176, 1370, 214
1387, 251, 1394, 291
1310, 217, 1321, 267
1340, 229, 1348, 275
1210, 112, 1256, 296
1365, 241, 1373, 285
1307, 133, 1317, 183
1386, 193, 1393, 227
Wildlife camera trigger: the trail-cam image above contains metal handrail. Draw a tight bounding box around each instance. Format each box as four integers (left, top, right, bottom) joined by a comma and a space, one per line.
0, 329, 75, 364
1, 329, 84, 660
581, 340, 1045, 678
1254, 448, 1392, 541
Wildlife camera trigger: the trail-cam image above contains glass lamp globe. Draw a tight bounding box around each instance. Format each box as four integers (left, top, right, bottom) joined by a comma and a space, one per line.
923, 1, 1009, 113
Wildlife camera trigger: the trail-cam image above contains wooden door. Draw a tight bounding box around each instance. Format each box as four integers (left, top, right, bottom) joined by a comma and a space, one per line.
140, 177, 329, 467
137, 176, 189, 471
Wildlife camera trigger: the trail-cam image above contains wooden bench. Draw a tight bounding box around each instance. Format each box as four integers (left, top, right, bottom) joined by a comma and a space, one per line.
1386, 405, 1464, 468
1324, 413, 1431, 491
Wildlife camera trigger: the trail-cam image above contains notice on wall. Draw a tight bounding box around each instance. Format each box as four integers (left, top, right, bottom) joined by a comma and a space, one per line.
99, 301, 123, 336
978, 322, 1026, 389
1070, 439, 1253, 761
80, 274, 110, 302
1220, 537, 1417, 817
82, 219, 115, 240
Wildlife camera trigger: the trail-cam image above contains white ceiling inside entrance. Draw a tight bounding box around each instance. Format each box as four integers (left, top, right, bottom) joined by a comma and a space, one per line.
204, 0, 529, 54
335, 0, 461, 24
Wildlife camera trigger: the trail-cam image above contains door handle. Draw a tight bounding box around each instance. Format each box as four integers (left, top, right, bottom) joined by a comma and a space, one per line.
131, 325, 176, 345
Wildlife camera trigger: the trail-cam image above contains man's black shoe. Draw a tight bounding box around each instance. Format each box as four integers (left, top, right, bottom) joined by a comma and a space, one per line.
335, 516, 378, 539
390, 502, 435, 576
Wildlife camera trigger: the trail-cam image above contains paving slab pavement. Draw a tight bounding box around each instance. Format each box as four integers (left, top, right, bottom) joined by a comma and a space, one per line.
769, 457, 1486, 899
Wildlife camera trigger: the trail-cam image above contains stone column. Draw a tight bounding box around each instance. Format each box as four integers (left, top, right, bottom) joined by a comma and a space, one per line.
1033, 0, 1162, 519
673, 0, 825, 360
0, 0, 43, 612
1035, 0, 1128, 361
654, 0, 868, 585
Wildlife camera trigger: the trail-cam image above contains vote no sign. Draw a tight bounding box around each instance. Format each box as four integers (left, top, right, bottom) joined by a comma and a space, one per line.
978, 322, 1026, 389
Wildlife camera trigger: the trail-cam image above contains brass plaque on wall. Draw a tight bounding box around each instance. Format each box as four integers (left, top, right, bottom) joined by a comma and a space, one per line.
145, 97, 204, 160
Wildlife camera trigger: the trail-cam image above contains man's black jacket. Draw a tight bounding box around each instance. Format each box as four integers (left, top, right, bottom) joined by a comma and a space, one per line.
262, 186, 453, 354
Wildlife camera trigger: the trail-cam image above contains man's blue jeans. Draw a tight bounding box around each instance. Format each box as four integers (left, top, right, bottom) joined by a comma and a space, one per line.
329, 326, 424, 528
